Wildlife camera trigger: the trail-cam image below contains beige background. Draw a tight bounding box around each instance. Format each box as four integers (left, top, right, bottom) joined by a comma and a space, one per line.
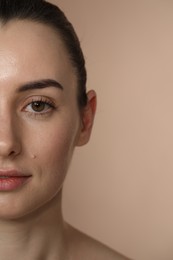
50, 1, 173, 260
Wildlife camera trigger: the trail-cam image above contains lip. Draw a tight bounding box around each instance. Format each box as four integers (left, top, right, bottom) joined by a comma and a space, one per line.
0, 170, 32, 191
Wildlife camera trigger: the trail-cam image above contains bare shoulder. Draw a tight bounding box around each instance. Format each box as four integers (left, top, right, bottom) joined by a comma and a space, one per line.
65, 223, 131, 260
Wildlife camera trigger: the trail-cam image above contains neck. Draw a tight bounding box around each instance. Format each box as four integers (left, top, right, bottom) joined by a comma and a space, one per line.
0, 190, 69, 260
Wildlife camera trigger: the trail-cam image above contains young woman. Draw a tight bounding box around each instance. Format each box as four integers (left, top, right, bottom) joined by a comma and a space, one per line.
0, 0, 130, 259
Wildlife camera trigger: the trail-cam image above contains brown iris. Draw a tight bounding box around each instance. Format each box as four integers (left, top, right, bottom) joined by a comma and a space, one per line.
31, 101, 46, 112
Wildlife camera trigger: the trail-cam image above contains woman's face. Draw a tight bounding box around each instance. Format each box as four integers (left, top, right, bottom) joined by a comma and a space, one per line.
0, 20, 89, 219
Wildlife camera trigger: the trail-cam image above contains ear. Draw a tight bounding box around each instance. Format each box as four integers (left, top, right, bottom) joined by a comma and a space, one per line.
76, 90, 97, 146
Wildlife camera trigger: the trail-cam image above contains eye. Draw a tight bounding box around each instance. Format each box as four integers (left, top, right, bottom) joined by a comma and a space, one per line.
23, 97, 56, 116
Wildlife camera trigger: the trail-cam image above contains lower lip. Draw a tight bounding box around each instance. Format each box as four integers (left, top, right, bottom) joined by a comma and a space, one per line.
0, 176, 31, 191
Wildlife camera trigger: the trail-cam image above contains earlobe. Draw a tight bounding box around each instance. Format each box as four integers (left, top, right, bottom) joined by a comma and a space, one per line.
77, 90, 97, 146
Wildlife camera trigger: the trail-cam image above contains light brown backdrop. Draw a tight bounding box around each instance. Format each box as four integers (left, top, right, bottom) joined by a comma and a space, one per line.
50, 1, 173, 260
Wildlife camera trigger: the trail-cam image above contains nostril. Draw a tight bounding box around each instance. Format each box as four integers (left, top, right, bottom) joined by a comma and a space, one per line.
8, 145, 21, 157
9, 151, 16, 156
0, 119, 22, 158
0, 141, 21, 158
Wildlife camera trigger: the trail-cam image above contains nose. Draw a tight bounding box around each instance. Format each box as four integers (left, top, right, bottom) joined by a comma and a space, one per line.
0, 115, 21, 159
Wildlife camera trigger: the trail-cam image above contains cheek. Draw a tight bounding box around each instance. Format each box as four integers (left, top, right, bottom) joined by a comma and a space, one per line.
25, 116, 80, 179
40, 130, 73, 173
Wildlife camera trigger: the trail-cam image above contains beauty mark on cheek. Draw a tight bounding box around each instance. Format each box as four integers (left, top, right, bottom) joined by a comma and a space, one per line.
31, 154, 37, 159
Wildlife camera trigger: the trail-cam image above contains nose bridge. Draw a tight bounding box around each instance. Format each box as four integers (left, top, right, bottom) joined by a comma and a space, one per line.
0, 107, 21, 158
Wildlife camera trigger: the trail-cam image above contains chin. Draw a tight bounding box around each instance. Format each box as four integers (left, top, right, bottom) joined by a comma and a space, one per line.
0, 190, 62, 222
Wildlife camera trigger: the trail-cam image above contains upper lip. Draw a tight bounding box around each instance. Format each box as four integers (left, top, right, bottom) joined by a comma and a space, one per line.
0, 170, 31, 177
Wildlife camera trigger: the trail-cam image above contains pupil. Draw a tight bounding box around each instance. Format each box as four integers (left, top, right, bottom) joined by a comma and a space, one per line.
32, 101, 45, 112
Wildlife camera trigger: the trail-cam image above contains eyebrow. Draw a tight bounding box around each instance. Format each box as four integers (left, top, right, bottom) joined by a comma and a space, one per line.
18, 79, 64, 92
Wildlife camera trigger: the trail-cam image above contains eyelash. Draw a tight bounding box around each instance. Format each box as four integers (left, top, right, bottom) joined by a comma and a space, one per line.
23, 97, 57, 117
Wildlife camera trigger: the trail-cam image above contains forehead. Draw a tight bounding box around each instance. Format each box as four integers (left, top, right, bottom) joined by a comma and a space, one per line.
0, 20, 77, 91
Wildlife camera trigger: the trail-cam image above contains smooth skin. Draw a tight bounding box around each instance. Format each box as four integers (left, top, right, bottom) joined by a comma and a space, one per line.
0, 20, 130, 260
